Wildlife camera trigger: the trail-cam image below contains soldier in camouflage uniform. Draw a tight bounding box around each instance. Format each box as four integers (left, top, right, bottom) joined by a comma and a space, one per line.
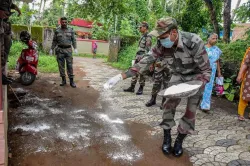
104, 17, 211, 157
145, 57, 170, 109
0, 0, 21, 85
123, 21, 152, 95
50, 17, 77, 88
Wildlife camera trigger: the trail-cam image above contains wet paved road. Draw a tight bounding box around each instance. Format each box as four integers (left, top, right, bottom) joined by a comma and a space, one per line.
78, 57, 250, 166
9, 57, 250, 166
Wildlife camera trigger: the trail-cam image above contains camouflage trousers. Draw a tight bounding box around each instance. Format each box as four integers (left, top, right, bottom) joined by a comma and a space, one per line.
0, 20, 12, 72
131, 73, 145, 86
160, 74, 204, 134
151, 66, 170, 96
56, 47, 74, 78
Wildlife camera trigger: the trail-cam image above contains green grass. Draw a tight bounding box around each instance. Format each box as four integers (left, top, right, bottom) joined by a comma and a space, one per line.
109, 43, 137, 70
74, 53, 107, 59
8, 41, 58, 73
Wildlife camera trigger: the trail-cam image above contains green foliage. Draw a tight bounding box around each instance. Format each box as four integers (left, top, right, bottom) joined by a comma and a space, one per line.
119, 18, 135, 36
91, 23, 109, 40
223, 77, 240, 101
8, 41, 58, 73
176, 0, 207, 32
75, 53, 107, 59
10, 3, 35, 25
120, 35, 140, 47
110, 42, 137, 70
234, 1, 250, 23
38, 55, 58, 73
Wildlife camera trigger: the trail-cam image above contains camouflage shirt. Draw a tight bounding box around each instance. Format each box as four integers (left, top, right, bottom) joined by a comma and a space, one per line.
136, 32, 152, 56
125, 30, 211, 83
51, 27, 77, 50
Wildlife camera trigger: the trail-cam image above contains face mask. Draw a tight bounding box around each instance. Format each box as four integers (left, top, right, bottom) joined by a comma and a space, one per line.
160, 36, 174, 48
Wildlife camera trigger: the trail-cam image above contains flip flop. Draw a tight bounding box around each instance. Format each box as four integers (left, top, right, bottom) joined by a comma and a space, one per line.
238, 116, 245, 121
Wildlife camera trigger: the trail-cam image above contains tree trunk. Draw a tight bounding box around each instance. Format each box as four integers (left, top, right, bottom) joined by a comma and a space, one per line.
231, 0, 241, 20
41, 0, 47, 19
38, 0, 43, 19
223, 0, 232, 43
204, 0, 220, 39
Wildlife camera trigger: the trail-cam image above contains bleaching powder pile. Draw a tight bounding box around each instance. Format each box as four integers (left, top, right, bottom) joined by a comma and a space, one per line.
164, 83, 201, 96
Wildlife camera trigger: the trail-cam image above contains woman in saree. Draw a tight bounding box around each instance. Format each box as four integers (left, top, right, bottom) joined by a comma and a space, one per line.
236, 47, 250, 121
200, 33, 222, 111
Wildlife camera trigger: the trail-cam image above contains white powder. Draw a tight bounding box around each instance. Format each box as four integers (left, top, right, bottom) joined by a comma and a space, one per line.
164, 83, 201, 95
71, 115, 85, 119
74, 109, 85, 113
50, 108, 63, 114
58, 129, 90, 142
98, 114, 124, 124
14, 123, 50, 132
111, 135, 131, 141
109, 151, 143, 161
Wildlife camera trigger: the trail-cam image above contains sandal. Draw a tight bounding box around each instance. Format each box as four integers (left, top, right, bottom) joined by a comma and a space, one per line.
238, 116, 245, 121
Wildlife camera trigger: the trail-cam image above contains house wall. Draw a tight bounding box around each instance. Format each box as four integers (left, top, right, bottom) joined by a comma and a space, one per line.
43, 38, 109, 55
74, 26, 91, 33
77, 39, 109, 55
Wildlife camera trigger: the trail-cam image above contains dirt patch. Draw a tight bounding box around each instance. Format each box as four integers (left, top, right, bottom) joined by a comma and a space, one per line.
8, 62, 100, 166
128, 122, 192, 166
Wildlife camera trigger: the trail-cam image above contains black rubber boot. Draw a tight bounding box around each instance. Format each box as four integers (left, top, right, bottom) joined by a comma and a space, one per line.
173, 133, 187, 157
162, 129, 172, 155
160, 97, 167, 110
145, 95, 157, 107
60, 76, 66, 86
136, 85, 144, 95
2, 74, 12, 85
69, 78, 76, 88
123, 85, 135, 92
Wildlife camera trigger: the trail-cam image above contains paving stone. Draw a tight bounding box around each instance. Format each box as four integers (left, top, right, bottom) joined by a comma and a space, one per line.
81, 58, 250, 165
191, 154, 215, 165
204, 146, 227, 156
227, 145, 249, 153
208, 125, 228, 131
215, 152, 239, 163
206, 134, 227, 142
185, 147, 204, 157
228, 160, 250, 166
239, 152, 250, 161
200, 162, 227, 166
215, 139, 237, 147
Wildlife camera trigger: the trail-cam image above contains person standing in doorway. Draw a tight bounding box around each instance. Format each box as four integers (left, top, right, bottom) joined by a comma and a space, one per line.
50, 17, 77, 88
123, 21, 152, 95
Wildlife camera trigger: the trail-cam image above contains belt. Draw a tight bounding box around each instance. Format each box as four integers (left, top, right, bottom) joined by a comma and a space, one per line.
58, 45, 71, 49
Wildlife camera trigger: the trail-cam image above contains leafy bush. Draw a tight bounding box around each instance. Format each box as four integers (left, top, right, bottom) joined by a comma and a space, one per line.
110, 42, 137, 70
120, 35, 139, 48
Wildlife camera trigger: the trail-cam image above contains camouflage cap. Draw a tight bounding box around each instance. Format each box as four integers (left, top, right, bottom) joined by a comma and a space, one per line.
149, 17, 178, 37
138, 21, 149, 28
